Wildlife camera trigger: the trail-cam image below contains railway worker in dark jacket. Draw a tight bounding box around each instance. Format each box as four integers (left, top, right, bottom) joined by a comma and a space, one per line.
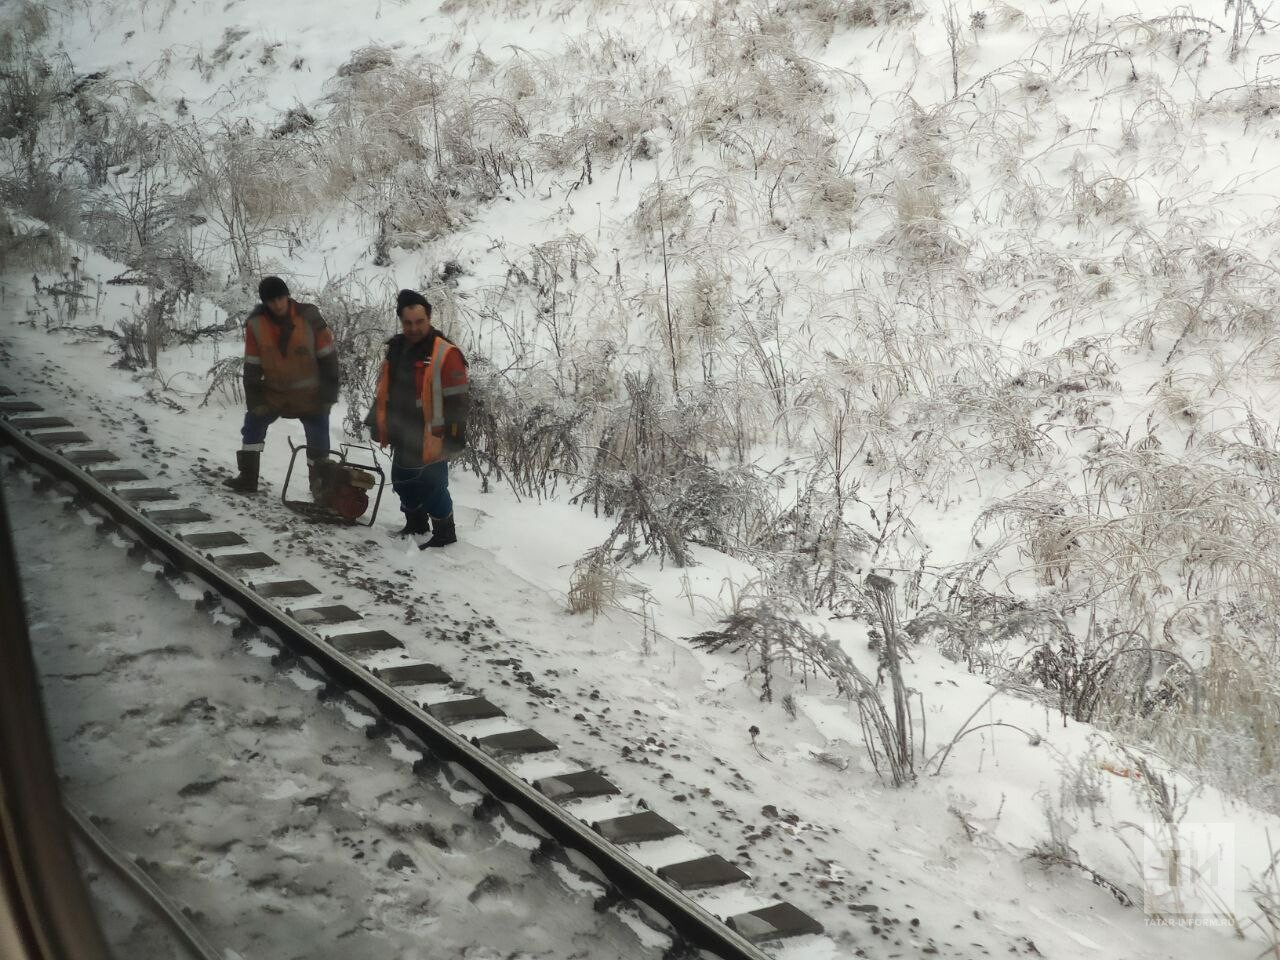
366, 289, 469, 547
223, 276, 340, 497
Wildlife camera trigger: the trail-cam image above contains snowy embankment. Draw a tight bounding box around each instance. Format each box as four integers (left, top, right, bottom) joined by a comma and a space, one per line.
5, 0, 1280, 956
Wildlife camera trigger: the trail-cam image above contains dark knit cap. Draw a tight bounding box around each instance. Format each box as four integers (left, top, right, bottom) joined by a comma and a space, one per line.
396, 288, 432, 318
258, 276, 290, 302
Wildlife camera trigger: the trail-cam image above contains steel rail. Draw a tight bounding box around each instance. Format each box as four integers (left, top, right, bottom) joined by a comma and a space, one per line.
0, 418, 774, 960
0, 478, 113, 960
63, 801, 223, 960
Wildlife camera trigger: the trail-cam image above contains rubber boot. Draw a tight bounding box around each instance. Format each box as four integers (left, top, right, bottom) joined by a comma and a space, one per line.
307, 455, 335, 505
222, 450, 260, 493
419, 513, 457, 549
391, 511, 429, 538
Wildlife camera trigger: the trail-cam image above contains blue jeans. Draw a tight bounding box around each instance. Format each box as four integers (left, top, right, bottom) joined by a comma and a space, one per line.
241, 410, 330, 457
391, 460, 452, 518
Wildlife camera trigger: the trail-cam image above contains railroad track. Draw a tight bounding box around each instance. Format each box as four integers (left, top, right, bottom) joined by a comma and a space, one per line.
0, 390, 825, 960
6, 468, 645, 959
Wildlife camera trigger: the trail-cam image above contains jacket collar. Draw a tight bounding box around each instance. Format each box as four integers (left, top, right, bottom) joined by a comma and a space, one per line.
255, 299, 295, 324
388, 329, 439, 359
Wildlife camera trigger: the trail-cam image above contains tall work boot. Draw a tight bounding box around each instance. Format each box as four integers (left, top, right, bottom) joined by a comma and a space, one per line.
419, 513, 457, 549
392, 511, 429, 538
222, 450, 260, 493
307, 455, 335, 506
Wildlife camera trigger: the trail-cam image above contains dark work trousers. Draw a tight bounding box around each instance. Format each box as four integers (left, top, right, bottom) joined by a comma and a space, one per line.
390, 458, 452, 518
240, 410, 331, 457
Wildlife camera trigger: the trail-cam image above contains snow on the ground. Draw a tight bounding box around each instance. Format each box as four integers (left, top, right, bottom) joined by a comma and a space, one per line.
7, 0, 1280, 956
4, 469, 647, 959
4, 265, 1274, 958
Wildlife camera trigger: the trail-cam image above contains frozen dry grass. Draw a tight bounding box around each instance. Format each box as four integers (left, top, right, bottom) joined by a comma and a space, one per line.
8, 0, 1280, 826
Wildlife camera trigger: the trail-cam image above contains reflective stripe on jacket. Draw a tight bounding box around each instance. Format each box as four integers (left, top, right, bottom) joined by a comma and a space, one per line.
243, 301, 336, 416
374, 335, 468, 465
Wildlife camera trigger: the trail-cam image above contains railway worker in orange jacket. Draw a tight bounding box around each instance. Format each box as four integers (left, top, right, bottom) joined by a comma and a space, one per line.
365, 289, 469, 547
223, 276, 340, 496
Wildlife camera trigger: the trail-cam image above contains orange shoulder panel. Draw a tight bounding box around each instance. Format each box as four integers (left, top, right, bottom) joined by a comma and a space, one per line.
440, 346, 468, 388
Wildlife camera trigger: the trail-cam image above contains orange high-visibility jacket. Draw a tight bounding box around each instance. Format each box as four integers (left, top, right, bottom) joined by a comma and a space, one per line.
243, 300, 337, 417
373, 334, 469, 464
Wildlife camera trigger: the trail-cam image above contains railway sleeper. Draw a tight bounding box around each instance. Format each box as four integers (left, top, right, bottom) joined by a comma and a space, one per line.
726, 901, 825, 944
428, 696, 505, 725
593, 810, 683, 845
31, 429, 94, 447
87, 467, 149, 484
287, 603, 361, 626
62, 448, 119, 466
0, 399, 42, 413
13, 415, 74, 430
179, 530, 248, 550
658, 855, 751, 892
142, 506, 211, 525
472, 728, 558, 758
6, 412, 829, 959
374, 662, 452, 686
327, 629, 403, 655
535, 769, 621, 803
211, 551, 278, 573
119, 486, 181, 504
248, 577, 320, 599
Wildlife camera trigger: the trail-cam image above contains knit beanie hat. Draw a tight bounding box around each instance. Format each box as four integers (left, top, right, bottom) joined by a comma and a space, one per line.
396, 288, 432, 318
258, 276, 290, 302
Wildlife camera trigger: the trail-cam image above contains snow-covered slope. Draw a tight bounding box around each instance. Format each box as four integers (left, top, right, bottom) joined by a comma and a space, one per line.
6, 0, 1280, 956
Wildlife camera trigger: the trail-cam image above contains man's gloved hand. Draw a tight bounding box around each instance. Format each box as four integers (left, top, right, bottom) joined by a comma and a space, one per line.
250, 404, 272, 416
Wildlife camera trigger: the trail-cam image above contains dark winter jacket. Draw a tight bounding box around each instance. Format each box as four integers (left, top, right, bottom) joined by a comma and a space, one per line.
242, 300, 339, 417
365, 330, 468, 465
